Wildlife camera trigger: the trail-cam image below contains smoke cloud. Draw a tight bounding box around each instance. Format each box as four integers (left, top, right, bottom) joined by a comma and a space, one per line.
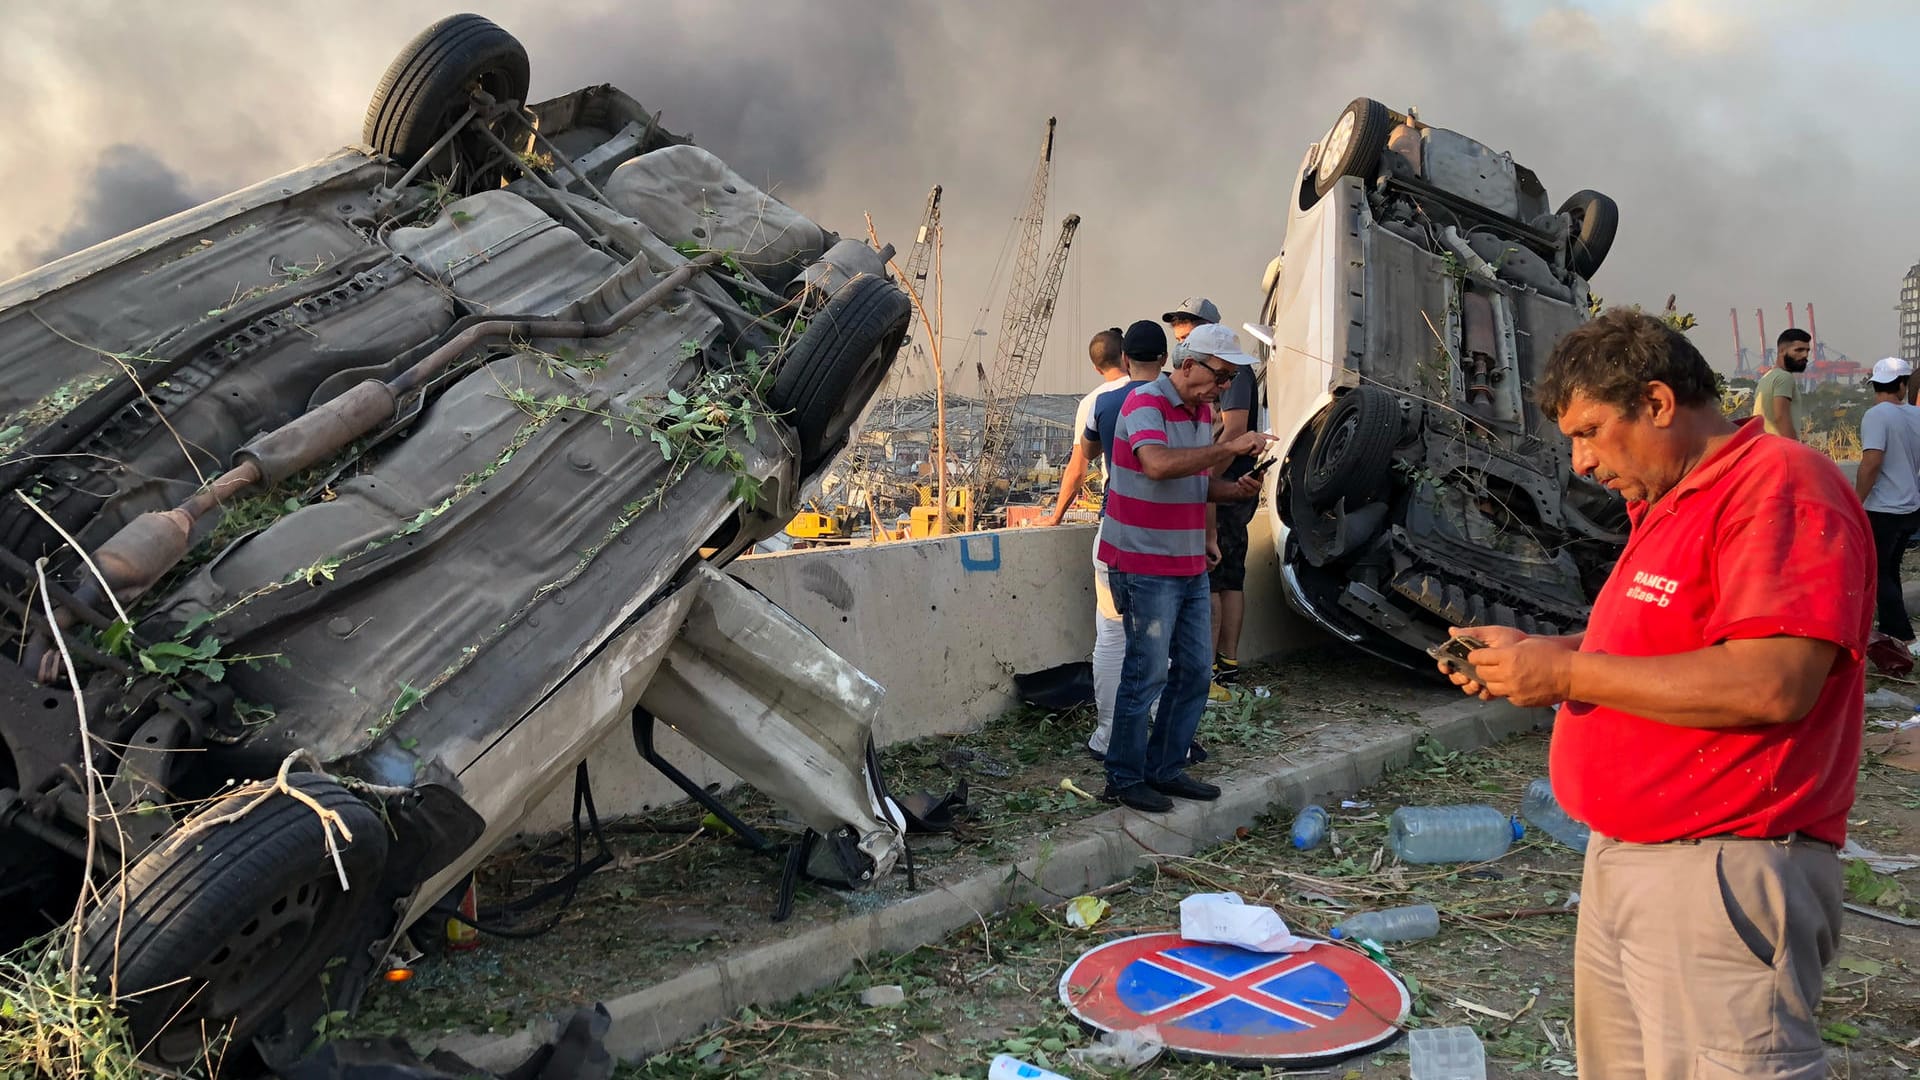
8, 144, 203, 268
0, 1, 1910, 392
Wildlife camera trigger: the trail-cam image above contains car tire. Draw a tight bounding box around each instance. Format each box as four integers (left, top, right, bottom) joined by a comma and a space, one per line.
82, 775, 388, 1066
1558, 189, 1618, 279
363, 14, 531, 179
1312, 97, 1401, 200
770, 274, 913, 473
1304, 385, 1399, 510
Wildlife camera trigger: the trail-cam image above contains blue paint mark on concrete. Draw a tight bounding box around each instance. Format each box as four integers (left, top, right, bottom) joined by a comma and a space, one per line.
959, 533, 1001, 572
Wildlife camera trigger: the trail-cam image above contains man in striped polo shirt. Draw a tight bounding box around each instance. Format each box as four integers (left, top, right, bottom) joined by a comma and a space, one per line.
1100, 333, 1274, 811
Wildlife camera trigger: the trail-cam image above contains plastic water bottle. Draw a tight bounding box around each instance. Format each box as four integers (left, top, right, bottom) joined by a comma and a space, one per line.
1328, 903, 1440, 943
1388, 805, 1523, 864
1408, 1026, 1487, 1080
1521, 778, 1591, 853
989, 1056, 1072, 1080
1290, 805, 1329, 850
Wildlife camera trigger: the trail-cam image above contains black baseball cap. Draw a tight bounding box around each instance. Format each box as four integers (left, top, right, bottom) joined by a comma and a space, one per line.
1121, 320, 1167, 362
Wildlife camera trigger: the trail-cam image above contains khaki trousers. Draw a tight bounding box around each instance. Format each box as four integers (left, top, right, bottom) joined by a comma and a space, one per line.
1575, 833, 1842, 1079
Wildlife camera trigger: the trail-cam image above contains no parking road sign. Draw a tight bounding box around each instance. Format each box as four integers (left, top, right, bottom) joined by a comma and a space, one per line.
1059, 933, 1408, 1066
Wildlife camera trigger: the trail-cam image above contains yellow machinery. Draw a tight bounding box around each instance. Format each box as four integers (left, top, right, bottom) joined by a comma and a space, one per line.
786, 503, 857, 545
904, 486, 970, 539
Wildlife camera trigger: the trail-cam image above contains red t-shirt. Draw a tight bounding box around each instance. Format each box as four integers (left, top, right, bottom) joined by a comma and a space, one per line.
1550, 418, 1870, 845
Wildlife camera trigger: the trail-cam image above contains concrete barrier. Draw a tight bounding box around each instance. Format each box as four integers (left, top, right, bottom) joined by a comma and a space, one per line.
522, 517, 1321, 831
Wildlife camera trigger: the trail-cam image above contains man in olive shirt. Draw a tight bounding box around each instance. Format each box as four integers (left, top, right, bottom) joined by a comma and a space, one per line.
1754, 328, 1811, 440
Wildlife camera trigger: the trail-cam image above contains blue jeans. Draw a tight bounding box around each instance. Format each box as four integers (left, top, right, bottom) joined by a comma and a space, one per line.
1105, 569, 1212, 788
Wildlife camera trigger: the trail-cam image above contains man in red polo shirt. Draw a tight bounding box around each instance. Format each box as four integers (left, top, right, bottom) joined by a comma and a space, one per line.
1441, 309, 1870, 1079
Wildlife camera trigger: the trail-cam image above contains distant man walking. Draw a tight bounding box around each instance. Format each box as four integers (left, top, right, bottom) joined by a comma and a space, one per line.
1100, 333, 1272, 811
1042, 328, 1129, 528
1754, 327, 1812, 440
1856, 357, 1920, 651
1445, 309, 1869, 1078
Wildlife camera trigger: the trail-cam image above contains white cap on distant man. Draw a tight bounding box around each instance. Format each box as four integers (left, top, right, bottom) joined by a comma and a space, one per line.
1872, 356, 1913, 383
1177, 323, 1259, 367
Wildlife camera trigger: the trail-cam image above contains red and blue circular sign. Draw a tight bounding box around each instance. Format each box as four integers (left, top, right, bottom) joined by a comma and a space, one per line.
1058, 933, 1409, 1066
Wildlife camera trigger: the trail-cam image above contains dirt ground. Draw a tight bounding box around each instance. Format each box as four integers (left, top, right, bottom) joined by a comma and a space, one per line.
346, 652, 1920, 1078
620, 730, 1920, 1079
344, 648, 1453, 1042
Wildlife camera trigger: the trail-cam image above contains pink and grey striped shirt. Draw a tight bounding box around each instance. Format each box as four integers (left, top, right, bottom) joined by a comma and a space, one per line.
1097, 376, 1212, 576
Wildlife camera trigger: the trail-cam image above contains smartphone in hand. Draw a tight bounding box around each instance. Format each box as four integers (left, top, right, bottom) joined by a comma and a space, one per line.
1427, 633, 1490, 685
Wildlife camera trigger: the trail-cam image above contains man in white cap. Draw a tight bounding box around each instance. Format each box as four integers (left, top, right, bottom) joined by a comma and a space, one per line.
1856, 357, 1920, 652
1174, 318, 1265, 693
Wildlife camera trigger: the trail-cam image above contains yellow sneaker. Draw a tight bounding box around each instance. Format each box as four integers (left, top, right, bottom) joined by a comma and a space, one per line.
1206, 681, 1233, 706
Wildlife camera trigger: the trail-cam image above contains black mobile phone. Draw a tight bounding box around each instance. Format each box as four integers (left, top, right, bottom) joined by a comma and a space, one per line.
1426, 634, 1490, 684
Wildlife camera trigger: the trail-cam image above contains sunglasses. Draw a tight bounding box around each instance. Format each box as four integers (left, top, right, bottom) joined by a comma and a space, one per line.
1189, 357, 1237, 385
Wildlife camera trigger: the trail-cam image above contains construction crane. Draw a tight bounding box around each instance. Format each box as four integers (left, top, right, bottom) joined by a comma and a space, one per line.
970, 117, 1080, 515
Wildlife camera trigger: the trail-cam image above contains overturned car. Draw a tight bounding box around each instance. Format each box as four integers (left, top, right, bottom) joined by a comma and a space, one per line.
0, 14, 912, 1063
1259, 97, 1629, 665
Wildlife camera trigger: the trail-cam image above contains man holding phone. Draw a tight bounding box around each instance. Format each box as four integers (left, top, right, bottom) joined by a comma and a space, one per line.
1099, 331, 1271, 811
1441, 309, 1869, 1078
1178, 322, 1266, 690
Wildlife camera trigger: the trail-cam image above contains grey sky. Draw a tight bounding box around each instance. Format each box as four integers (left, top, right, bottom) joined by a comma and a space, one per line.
1, 0, 1913, 393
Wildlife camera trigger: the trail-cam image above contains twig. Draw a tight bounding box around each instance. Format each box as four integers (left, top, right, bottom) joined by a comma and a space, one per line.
39, 558, 100, 988
15, 491, 134, 626
199, 750, 354, 890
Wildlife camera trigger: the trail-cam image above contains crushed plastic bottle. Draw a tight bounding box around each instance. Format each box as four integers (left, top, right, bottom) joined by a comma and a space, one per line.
1328, 903, 1440, 944
1521, 777, 1591, 854
1408, 1026, 1487, 1080
1388, 805, 1522, 864
989, 1056, 1072, 1080
1290, 804, 1329, 850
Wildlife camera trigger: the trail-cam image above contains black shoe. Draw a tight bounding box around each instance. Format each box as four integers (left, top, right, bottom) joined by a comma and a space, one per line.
1102, 782, 1174, 812
1086, 746, 1107, 763
1185, 740, 1209, 765
1148, 772, 1221, 801
1214, 655, 1241, 684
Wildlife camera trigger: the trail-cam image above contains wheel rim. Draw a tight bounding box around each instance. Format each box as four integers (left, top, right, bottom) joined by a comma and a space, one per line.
1310, 410, 1359, 489
1317, 111, 1357, 184
152, 873, 335, 1063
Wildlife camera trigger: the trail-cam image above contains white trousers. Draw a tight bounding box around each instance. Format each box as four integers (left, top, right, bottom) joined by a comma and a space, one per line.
1089, 549, 1125, 753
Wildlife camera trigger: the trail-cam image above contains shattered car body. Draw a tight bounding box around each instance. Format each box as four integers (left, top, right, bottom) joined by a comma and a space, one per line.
1259, 98, 1629, 666
0, 15, 910, 1062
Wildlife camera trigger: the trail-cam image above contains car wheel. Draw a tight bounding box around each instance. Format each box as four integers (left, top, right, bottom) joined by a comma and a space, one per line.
1312, 97, 1400, 200
82, 775, 388, 1067
1304, 386, 1399, 510
1558, 189, 1618, 279
362, 14, 531, 188
769, 274, 913, 474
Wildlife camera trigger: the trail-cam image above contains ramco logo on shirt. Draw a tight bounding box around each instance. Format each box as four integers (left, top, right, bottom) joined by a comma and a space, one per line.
1624, 570, 1679, 607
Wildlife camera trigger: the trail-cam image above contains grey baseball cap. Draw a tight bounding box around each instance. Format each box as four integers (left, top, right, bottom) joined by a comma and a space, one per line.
1162, 297, 1221, 325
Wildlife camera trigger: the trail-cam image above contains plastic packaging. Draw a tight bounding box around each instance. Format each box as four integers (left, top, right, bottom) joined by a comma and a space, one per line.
1328, 903, 1440, 943
1388, 805, 1523, 864
1408, 1025, 1487, 1080
1290, 804, 1329, 850
1180, 892, 1312, 953
989, 1056, 1072, 1080
1520, 777, 1592, 853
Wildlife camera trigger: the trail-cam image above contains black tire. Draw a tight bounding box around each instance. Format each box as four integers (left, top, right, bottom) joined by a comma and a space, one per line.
82, 775, 388, 1067
363, 14, 530, 181
770, 274, 913, 473
1304, 385, 1400, 510
1312, 97, 1401, 199
1559, 189, 1619, 280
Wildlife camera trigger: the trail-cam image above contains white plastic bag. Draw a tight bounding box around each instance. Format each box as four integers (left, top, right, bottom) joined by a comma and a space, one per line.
1179, 892, 1314, 953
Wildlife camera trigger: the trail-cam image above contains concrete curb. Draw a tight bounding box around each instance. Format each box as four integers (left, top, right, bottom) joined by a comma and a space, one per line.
443, 697, 1547, 1068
